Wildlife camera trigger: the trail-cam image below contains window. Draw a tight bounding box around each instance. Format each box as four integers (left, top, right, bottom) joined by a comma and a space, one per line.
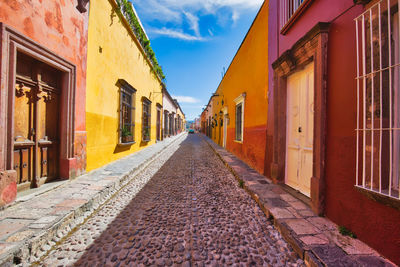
164, 111, 169, 138
119, 80, 136, 144
235, 104, 243, 141
142, 99, 151, 142
355, 0, 400, 199
280, 0, 311, 31
234, 93, 245, 142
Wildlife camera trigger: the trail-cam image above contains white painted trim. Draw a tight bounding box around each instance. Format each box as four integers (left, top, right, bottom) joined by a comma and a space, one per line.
234, 93, 245, 142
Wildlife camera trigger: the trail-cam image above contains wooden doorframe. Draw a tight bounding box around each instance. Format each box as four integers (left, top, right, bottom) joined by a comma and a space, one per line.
271, 22, 330, 215
0, 23, 77, 181
156, 104, 162, 141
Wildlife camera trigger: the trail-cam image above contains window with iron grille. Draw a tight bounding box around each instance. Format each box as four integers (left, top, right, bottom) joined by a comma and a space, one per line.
119, 80, 136, 144
280, 0, 309, 30
355, 0, 400, 199
142, 99, 151, 142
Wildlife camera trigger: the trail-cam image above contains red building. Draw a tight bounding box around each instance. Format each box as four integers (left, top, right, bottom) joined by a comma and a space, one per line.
0, 0, 89, 207
268, 0, 400, 264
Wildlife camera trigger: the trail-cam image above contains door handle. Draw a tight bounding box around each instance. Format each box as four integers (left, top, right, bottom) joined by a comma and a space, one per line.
298, 126, 302, 133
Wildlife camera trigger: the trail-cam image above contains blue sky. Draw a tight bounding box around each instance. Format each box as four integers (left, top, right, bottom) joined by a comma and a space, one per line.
131, 0, 264, 120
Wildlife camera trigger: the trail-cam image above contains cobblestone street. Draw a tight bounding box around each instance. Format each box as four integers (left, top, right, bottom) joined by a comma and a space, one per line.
40, 134, 303, 266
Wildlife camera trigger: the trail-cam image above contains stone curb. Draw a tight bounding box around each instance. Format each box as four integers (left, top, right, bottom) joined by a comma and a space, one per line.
200, 134, 396, 267
0, 133, 187, 266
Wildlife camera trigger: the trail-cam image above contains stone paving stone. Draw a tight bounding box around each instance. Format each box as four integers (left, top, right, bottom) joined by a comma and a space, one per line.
0, 134, 186, 265
307, 217, 337, 232
269, 207, 296, 219
40, 134, 304, 266
201, 135, 396, 266
55, 199, 88, 208
5, 230, 36, 243
0, 219, 33, 239
324, 230, 379, 256
288, 201, 309, 211
283, 219, 320, 236
300, 234, 330, 246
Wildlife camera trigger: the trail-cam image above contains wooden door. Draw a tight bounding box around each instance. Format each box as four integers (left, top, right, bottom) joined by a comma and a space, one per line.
13, 53, 61, 188
286, 63, 314, 197
223, 116, 227, 148
156, 108, 161, 141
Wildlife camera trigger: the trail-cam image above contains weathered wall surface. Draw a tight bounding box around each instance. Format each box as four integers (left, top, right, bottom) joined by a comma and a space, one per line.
209, 1, 269, 174
268, 0, 400, 264
86, 0, 163, 171
0, 0, 88, 178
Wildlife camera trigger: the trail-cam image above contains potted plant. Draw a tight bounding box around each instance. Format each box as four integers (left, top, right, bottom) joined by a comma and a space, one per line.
121, 127, 133, 143
143, 128, 150, 141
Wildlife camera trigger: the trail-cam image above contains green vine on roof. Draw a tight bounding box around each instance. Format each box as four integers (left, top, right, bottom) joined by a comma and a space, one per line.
116, 0, 166, 81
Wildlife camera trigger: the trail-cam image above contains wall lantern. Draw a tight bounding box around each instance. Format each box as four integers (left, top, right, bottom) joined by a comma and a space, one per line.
77, 0, 90, 13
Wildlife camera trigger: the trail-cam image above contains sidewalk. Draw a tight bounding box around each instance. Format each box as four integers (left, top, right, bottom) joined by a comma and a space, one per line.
0, 133, 187, 265
201, 135, 395, 267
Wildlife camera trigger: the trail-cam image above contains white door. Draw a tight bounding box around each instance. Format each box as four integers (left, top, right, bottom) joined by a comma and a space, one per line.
286, 63, 314, 197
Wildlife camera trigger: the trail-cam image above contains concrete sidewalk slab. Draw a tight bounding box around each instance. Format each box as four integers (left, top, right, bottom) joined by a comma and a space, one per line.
0, 133, 187, 265
201, 134, 396, 267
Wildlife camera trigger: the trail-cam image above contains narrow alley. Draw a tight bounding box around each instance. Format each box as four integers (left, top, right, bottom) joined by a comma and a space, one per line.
39, 134, 302, 266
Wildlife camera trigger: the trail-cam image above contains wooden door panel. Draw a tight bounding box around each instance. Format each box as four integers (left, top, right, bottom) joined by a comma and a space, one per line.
40, 147, 48, 177
21, 148, 30, 183
14, 84, 33, 141
13, 150, 21, 183
286, 63, 314, 197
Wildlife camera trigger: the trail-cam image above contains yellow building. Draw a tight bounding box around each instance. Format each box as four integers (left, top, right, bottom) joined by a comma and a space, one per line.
175, 102, 186, 133
86, 0, 164, 171
201, 1, 269, 175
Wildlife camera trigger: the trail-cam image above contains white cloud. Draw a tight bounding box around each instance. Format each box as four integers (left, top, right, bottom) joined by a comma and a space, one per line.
150, 28, 205, 41
183, 11, 200, 37
232, 10, 240, 25
136, 0, 263, 12
132, 0, 263, 40
172, 95, 200, 103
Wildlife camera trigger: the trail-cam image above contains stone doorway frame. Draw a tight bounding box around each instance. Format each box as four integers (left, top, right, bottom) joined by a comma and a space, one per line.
0, 23, 77, 182
271, 22, 330, 215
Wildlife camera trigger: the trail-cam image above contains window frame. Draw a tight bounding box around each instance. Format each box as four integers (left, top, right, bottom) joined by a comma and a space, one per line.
142, 98, 152, 142
118, 79, 136, 145
280, 0, 313, 34
234, 93, 246, 143
355, 0, 400, 202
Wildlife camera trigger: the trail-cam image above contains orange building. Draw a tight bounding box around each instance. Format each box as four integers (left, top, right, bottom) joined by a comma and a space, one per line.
201, 1, 269, 175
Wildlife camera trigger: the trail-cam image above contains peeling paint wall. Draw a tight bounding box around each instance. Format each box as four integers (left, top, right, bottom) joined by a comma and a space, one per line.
0, 0, 89, 177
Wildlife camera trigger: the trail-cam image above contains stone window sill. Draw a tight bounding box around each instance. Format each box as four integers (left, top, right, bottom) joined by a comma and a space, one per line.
118, 141, 136, 147
233, 140, 243, 144
355, 185, 400, 211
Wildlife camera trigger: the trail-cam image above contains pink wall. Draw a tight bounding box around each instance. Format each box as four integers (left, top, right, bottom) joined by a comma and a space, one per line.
0, 0, 89, 178
268, 0, 400, 264
0, 0, 88, 131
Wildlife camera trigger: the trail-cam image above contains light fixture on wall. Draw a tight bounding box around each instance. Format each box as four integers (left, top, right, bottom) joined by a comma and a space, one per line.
77, 0, 90, 13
